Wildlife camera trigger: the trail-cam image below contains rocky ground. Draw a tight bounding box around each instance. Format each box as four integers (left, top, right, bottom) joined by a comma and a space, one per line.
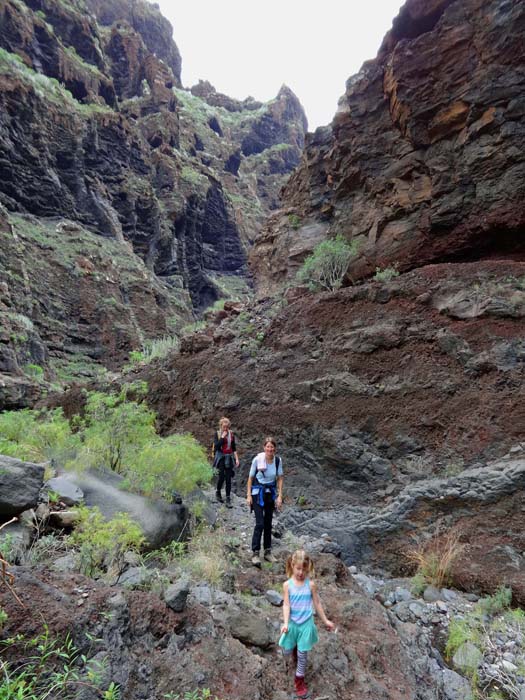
4, 477, 520, 700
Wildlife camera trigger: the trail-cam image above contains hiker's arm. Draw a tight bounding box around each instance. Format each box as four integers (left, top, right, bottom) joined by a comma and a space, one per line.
246, 476, 253, 506
276, 475, 283, 509
311, 580, 335, 631
231, 435, 239, 466
281, 581, 290, 633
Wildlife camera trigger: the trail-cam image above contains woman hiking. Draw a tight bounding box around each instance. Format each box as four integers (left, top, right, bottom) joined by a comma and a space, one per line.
246, 436, 283, 566
213, 417, 239, 508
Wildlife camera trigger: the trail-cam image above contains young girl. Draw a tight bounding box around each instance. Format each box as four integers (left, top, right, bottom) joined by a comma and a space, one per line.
279, 550, 335, 698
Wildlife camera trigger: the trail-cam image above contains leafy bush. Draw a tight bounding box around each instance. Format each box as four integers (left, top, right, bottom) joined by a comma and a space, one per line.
0, 407, 77, 464
288, 213, 301, 230
122, 433, 212, 500
74, 388, 156, 473
297, 235, 360, 291
24, 363, 44, 380
374, 264, 400, 281
1, 388, 213, 502
70, 506, 145, 576
407, 530, 465, 589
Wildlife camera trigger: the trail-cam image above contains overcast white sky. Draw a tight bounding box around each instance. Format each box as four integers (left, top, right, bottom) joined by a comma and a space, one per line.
156, 1, 403, 130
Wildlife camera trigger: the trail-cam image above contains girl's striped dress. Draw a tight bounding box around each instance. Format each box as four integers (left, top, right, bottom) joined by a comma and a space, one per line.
278, 578, 319, 652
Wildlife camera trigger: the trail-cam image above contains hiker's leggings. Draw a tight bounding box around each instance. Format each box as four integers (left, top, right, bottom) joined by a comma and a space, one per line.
283, 648, 308, 677
216, 458, 233, 498
251, 493, 274, 551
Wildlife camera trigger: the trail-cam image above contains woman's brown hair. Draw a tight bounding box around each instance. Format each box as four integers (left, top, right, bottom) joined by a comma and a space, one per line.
263, 436, 277, 448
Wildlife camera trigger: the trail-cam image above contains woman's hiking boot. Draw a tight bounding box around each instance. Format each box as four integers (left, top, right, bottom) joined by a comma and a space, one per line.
216, 491, 224, 503
226, 497, 232, 509
264, 549, 276, 563
294, 675, 309, 698
251, 551, 261, 567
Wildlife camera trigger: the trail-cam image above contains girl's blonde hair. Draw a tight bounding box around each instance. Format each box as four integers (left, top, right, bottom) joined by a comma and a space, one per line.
219, 417, 231, 429
286, 549, 315, 578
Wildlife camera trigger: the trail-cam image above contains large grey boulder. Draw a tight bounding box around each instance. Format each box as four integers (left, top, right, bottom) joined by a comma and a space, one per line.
63, 469, 189, 549
0, 455, 45, 516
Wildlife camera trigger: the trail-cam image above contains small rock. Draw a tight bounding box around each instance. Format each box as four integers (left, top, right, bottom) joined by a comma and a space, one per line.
117, 567, 151, 589
52, 553, 78, 573
190, 583, 213, 606
265, 590, 283, 606
394, 587, 412, 603
501, 659, 518, 672
423, 585, 442, 602
164, 578, 190, 612
441, 588, 458, 602
452, 642, 483, 672
348, 565, 357, 574
48, 510, 78, 528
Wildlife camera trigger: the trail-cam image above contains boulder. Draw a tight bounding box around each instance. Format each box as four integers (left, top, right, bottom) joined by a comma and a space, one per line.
62, 470, 189, 549
0, 455, 45, 517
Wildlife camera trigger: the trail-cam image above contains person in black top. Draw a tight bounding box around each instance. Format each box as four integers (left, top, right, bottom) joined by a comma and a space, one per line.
213, 417, 239, 508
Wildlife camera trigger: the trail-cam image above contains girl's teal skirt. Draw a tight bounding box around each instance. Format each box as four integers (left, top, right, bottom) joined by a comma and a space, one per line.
278, 615, 319, 652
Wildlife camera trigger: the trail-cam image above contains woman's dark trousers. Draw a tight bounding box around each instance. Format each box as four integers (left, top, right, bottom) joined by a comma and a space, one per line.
251, 492, 275, 552
216, 457, 233, 499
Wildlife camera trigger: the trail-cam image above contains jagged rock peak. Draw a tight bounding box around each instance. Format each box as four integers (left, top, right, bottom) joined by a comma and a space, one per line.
190, 80, 264, 112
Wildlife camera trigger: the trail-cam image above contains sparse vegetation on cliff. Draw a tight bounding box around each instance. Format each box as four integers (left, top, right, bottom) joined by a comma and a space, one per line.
297, 235, 359, 291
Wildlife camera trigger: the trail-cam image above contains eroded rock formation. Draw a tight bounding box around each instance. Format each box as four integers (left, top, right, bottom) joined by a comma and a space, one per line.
251, 0, 525, 292
0, 0, 306, 405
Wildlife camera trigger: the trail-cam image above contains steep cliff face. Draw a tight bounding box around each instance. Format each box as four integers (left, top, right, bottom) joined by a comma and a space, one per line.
0, 0, 306, 404
251, 0, 525, 292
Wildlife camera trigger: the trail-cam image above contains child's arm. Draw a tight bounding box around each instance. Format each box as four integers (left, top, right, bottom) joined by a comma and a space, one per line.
311, 580, 335, 631
281, 581, 290, 633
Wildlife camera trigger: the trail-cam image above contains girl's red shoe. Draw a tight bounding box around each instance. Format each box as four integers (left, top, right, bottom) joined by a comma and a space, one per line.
294, 675, 309, 699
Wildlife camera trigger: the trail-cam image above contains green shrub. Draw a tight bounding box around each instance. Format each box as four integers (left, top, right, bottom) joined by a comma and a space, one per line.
123, 433, 212, 499
477, 586, 512, 616
24, 363, 44, 380
374, 264, 400, 281
73, 388, 156, 473
0, 623, 120, 699
0, 607, 7, 630
288, 213, 301, 230
0, 407, 77, 464
70, 506, 145, 576
1, 389, 212, 502
297, 235, 360, 292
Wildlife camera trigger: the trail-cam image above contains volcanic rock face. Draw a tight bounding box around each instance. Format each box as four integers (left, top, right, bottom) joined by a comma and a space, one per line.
0, 0, 306, 404
251, 0, 525, 292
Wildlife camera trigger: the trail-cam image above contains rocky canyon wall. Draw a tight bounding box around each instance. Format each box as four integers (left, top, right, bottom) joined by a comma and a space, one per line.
0, 0, 306, 406
251, 0, 525, 292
